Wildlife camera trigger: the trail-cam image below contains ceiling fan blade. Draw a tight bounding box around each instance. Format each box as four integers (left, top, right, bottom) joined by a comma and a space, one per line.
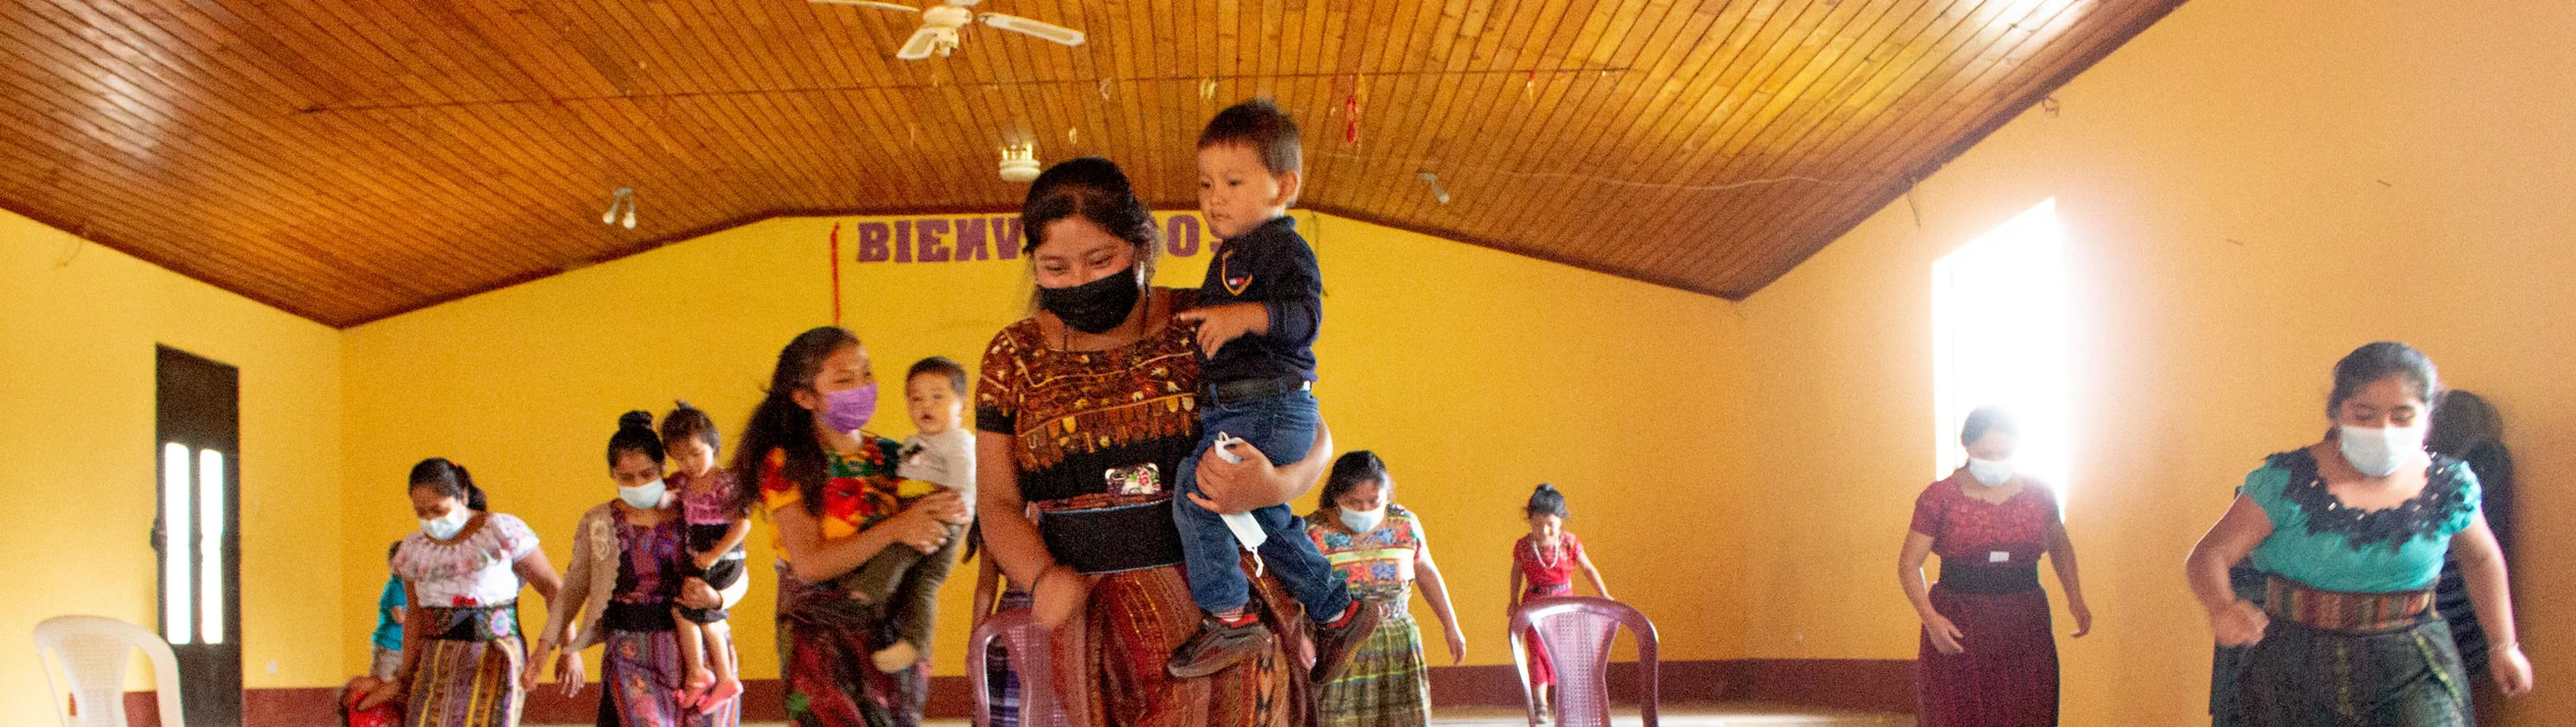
896, 26, 943, 60
979, 14, 1085, 46
810, 0, 921, 13
942, 0, 984, 7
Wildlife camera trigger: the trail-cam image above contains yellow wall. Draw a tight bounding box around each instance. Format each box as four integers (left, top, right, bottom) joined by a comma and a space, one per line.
339, 210, 1753, 681
1732, 0, 2576, 724
0, 209, 345, 722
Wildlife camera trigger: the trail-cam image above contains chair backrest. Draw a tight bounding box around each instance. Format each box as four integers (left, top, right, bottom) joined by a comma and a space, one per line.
32, 615, 187, 727
1508, 596, 1658, 727
966, 610, 1066, 727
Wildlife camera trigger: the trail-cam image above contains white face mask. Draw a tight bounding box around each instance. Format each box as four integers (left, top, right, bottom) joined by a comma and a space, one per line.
1339, 506, 1386, 535
420, 505, 472, 540
2338, 424, 2425, 478
1966, 457, 2015, 487
617, 479, 668, 510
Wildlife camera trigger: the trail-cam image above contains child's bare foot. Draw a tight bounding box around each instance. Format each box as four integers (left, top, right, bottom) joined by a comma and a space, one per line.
871, 641, 920, 673
699, 675, 743, 714
680, 666, 715, 708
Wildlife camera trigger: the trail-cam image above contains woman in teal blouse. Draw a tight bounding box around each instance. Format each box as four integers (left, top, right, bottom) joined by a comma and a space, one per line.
2187, 341, 2532, 725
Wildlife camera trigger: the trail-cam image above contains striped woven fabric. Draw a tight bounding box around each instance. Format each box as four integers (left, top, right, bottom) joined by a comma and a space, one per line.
2263, 576, 2433, 633
402, 634, 524, 727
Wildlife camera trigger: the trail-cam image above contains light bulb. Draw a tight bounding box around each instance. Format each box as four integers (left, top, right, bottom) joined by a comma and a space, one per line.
621, 207, 637, 229
602, 202, 619, 225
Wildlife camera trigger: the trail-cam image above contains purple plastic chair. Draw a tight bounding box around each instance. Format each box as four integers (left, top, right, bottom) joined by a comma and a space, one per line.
966, 610, 1068, 727
1509, 596, 1660, 727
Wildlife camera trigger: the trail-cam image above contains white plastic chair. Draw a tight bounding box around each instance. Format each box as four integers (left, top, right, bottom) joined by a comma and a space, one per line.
33, 615, 186, 727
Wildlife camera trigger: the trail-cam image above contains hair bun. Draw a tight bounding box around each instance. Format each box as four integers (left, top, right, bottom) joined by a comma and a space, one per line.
619, 410, 655, 431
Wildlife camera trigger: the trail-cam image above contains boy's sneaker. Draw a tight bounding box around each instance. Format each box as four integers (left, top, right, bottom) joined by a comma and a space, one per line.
1167, 614, 1275, 678
1308, 603, 1382, 683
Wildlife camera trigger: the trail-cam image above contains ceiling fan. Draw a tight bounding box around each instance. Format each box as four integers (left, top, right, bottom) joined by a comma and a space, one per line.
811, 0, 1086, 60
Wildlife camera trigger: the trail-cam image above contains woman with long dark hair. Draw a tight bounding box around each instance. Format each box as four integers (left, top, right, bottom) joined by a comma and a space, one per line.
2187, 341, 2533, 723
358, 458, 563, 727
1305, 451, 1467, 727
972, 157, 1338, 726
733, 327, 970, 727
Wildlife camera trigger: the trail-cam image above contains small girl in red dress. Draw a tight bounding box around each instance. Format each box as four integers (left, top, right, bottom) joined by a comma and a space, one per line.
1507, 483, 1610, 719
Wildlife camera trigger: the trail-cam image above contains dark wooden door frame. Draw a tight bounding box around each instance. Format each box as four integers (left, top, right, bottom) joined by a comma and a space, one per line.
156, 345, 242, 727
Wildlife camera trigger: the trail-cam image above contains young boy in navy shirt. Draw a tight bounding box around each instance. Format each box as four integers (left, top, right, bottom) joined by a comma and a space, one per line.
1166, 98, 1375, 681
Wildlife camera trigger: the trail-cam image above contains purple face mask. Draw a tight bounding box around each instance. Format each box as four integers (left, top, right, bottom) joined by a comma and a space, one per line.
823, 383, 878, 435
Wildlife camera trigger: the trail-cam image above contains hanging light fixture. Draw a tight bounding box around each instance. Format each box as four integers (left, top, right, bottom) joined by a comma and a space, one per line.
1418, 172, 1451, 204
998, 143, 1042, 183
602, 187, 637, 229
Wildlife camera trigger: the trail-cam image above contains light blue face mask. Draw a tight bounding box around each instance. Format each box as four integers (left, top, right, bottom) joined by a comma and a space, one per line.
1966, 457, 2015, 487
420, 505, 471, 540
618, 479, 668, 509
1340, 507, 1386, 535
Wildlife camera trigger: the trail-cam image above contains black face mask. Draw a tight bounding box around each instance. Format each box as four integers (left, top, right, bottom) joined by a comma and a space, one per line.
1038, 265, 1143, 334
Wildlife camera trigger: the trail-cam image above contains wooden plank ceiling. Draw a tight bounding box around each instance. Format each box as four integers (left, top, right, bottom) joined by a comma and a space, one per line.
0, 0, 2184, 327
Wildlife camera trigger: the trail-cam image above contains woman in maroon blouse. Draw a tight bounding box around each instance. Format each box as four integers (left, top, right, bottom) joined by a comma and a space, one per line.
1896, 406, 2093, 726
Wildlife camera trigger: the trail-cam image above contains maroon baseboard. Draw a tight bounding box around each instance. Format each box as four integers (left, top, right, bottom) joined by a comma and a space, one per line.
134, 657, 1915, 724
1422, 658, 1914, 714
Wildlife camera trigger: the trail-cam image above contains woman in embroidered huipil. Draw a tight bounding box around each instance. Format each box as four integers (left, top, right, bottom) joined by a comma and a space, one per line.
1897, 406, 2092, 727
973, 158, 1339, 727
357, 458, 564, 727
2189, 341, 2533, 725
1305, 451, 1467, 727
728, 327, 973, 727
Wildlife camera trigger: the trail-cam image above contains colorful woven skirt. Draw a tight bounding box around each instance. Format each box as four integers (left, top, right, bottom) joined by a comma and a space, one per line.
1915, 585, 2058, 727
775, 564, 926, 727
2235, 578, 2469, 726
1051, 561, 1305, 727
598, 628, 740, 727
403, 603, 526, 727
1316, 603, 1429, 727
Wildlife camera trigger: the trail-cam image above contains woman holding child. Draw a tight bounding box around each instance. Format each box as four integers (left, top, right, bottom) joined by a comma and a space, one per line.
973, 154, 1340, 726
528, 409, 747, 727
737, 325, 973, 727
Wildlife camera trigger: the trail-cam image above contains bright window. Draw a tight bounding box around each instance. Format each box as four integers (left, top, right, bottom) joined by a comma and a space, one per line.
1932, 199, 2072, 497
162, 441, 192, 645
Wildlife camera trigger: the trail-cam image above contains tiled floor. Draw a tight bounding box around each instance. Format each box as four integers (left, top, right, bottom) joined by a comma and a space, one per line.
538, 702, 1914, 727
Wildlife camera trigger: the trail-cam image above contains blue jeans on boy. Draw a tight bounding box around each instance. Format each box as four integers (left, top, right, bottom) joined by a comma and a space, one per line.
1173, 388, 1351, 621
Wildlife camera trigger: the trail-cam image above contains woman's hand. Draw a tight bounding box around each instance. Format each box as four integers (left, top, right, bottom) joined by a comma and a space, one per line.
911, 489, 975, 526
1030, 564, 1090, 631
353, 676, 404, 710
2492, 643, 2535, 697
678, 577, 721, 610
554, 651, 588, 697
520, 643, 553, 691
1443, 625, 1468, 666
1191, 441, 1286, 515
1922, 612, 1966, 654
2067, 597, 2094, 638
2210, 599, 2268, 647
884, 492, 967, 552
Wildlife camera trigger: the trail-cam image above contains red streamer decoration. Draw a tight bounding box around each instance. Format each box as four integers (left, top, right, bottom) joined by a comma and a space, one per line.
830, 222, 843, 325
1343, 92, 1361, 146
